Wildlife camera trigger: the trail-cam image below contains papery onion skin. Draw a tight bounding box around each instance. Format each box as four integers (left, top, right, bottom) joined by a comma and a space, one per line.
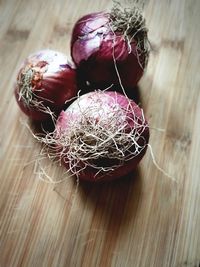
55, 91, 149, 182
15, 49, 77, 121
71, 11, 148, 90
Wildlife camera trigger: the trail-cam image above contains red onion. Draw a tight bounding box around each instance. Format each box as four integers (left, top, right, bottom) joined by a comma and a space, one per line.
49, 91, 149, 182
71, 3, 149, 90
15, 49, 77, 121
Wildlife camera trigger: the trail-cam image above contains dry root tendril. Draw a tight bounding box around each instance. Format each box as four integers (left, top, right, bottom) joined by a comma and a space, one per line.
110, 0, 150, 69
17, 66, 56, 122
41, 92, 148, 180
20, 104, 176, 184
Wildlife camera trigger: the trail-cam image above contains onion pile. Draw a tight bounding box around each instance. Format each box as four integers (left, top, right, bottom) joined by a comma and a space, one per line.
15, 49, 77, 121
45, 91, 149, 181
14, 2, 150, 182
71, 2, 149, 90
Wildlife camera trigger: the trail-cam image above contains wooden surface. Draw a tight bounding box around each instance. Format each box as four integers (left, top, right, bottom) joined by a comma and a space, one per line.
0, 0, 200, 266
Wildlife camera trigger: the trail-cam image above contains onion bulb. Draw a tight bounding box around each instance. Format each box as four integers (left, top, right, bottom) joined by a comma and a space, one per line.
71, 2, 150, 90
14, 49, 77, 121
48, 91, 149, 182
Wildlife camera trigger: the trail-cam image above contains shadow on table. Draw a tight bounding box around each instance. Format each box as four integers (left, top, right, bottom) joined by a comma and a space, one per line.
78, 168, 143, 234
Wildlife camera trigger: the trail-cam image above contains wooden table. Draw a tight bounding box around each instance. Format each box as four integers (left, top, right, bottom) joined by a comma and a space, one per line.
0, 0, 200, 266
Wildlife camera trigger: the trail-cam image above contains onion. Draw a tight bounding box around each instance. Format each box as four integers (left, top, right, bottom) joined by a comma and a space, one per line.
48, 91, 149, 182
71, 2, 150, 90
14, 49, 77, 121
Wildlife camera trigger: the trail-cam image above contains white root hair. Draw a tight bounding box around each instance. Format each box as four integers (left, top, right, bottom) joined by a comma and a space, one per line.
110, 0, 150, 69
21, 114, 176, 183
19, 118, 74, 184
17, 65, 56, 122
40, 91, 149, 180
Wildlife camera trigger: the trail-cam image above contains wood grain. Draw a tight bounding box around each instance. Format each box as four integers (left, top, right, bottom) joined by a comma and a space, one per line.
0, 0, 200, 266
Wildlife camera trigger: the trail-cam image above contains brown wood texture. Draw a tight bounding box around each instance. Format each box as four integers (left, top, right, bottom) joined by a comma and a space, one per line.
0, 0, 200, 266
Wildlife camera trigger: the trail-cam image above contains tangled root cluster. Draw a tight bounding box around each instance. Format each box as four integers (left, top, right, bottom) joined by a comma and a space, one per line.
42, 91, 149, 178
17, 66, 36, 106
17, 65, 55, 118
110, 0, 150, 68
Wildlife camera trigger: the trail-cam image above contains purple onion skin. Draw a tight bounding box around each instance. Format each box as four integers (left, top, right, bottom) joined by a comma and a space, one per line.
15, 50, 77, 121
71, 12, 145, 90
56, 91, 149, 182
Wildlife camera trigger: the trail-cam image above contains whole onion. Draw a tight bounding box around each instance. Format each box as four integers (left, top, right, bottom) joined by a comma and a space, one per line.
71, 3, 149, 90
15, 49, 77, 121
50, 91, 149, 182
